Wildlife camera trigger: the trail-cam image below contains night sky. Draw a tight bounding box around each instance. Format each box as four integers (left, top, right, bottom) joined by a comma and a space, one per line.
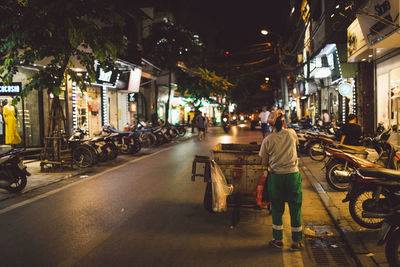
171, 0, 290, 52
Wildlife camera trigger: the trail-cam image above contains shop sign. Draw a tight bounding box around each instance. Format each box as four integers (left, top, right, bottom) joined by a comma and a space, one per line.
301, 0, 310, 23
128, 68, 142, 92
128, 93, 136, 102
94, 64, 119, 87
357, 0, 399, 47
347, 18, 368, 60
0, 82, 22, 95
338, 82, 353, 97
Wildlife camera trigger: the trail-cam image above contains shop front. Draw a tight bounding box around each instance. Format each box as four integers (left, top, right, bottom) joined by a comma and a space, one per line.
0, 67, 43, 150
376, 53, 400, 145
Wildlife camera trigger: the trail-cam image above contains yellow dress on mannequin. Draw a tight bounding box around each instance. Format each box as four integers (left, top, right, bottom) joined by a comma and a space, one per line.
3, 103, 21, 145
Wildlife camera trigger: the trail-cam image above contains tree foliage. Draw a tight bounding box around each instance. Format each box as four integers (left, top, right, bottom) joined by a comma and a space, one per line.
0, 0, 128, 102
143, 20, 204, 71
177, 67, 233, 101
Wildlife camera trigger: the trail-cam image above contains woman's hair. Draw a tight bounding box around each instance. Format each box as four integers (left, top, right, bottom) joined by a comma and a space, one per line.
275, 115, 283, 132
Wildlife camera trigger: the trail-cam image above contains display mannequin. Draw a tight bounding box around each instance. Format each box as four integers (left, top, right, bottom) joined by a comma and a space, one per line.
3, 99, 21, 145
0, 105, 4, 144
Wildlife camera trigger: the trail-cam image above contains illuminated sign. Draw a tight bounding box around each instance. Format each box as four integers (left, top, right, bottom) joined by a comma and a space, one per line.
94, 64, 119, 87
338, 82, 353, 97
128, 68, 142, 92
128, 93, 136, 102
0, 82, 22, 95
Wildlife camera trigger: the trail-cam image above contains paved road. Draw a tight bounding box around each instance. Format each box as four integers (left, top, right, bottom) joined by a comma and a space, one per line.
0, 126, 355, 266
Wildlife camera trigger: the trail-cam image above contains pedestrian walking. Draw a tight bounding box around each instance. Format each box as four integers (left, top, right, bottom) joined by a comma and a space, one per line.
196, 112, 206, 141
259, 110, 303, 251
259, 106, 270, 139
187, 114, 191, 127
204, 114, 209, 137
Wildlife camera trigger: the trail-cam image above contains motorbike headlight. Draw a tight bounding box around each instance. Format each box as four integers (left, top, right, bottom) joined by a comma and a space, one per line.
232, 116, 237, 120
223, 118, 228, 122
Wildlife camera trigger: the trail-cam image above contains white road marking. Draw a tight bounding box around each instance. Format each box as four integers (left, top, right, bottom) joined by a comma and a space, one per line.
0, 146, 175, 216
282, 203, 305, 267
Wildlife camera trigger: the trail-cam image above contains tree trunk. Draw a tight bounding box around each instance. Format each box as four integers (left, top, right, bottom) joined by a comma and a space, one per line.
165, 70, 172, 123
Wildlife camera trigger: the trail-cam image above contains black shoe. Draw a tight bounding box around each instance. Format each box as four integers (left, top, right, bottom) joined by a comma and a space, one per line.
290, 242, 304, 251
269, 240, 283, 249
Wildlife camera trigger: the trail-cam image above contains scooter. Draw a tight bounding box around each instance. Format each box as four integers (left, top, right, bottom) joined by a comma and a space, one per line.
377, 204, 400, 267
325, 129, 398, 191
0, 148, 30, 192
342, 167, 400, 229
222, 117, 230, 133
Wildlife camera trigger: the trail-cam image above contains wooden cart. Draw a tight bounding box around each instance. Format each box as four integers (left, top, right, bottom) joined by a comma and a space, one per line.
191, 143, 269, 227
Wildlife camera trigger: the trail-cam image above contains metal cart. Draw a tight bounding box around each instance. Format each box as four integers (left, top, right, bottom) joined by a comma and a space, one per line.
191, 143, 269, 227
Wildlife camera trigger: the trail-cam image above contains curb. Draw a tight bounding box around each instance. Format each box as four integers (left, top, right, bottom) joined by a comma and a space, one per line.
299, 158, 378, 267
0, 170, 88, 202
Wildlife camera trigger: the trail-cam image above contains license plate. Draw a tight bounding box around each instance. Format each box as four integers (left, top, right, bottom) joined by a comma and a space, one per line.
377, 222, 391, 244
106, 146, 112, 153
18, 161, 25, 170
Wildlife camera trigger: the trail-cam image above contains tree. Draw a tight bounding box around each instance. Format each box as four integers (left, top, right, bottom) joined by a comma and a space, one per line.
177, 67, 233, 102
0, 0, 128, 101
143, 20, 204, 122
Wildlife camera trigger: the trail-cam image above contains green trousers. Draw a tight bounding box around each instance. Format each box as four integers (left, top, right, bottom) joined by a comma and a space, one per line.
268, 172, 303, 242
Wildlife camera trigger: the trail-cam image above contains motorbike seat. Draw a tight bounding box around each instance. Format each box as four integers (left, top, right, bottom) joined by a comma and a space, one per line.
91, 136, 105, 141
340, 144, 366, 151
359, 167, 400, 181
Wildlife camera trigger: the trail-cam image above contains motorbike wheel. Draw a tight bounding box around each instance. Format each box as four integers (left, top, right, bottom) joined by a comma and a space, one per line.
177, 127, 186, 137
105, 143, 118, 160
148, 133, 157, 146
130, 139, 142, 154
98, 148, 108, 162
73, 146, 94, 168
349, 189, 388, 229
309, 141, 326, 161
386, 228, 400, 267
120, 137, 134, 154
7, 171, 27, 193
326, 162, 350, 191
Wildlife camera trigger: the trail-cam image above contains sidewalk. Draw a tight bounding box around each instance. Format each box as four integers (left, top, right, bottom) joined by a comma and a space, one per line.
299, 156, 388, 267
0, 132, 197, 201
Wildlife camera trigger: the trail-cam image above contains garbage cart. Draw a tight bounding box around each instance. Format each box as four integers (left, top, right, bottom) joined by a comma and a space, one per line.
191, 143, 269, 227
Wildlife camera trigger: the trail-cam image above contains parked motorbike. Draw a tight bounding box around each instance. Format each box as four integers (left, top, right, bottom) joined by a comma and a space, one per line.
67, 128, 98, 167
0, 148, 30, 192
342, 167, 400, 229
377, 204, 400, 267
91, 133, 119, 161
325, 129, 398, 191
102, 125, 141, 154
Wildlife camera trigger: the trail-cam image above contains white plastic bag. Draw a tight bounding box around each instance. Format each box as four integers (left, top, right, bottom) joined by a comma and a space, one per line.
210, 160, 234, 212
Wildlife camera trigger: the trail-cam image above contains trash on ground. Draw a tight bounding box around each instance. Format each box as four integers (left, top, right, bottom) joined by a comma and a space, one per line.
304, 227, 316, 237
366, 253, 375, 257
330, 244, 338, 248
80, 175, 89, 178
121, 208, 125, 212
325, 231, 334, 237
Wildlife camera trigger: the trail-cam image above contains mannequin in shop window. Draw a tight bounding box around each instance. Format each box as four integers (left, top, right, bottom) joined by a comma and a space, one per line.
3, 99, 21, 145
0, 105, 4, 144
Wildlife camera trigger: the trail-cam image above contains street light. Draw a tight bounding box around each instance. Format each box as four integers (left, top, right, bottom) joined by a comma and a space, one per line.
261, 29, 269, 36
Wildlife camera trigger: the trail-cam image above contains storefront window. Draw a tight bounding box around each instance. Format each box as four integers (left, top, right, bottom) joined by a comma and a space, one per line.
0, 96, 23, 149
23, 91, 41, 147
390, 67, 400, 131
